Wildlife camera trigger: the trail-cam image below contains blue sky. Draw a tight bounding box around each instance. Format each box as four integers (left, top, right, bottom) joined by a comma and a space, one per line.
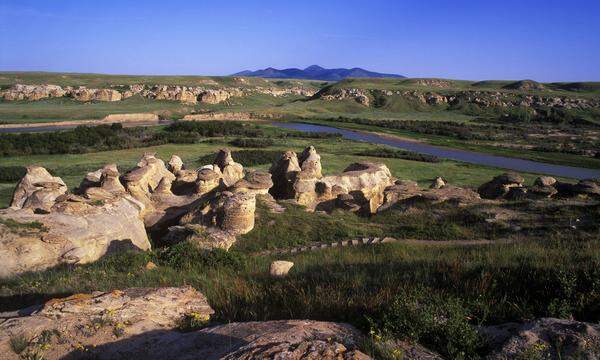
1, 0, 599, 81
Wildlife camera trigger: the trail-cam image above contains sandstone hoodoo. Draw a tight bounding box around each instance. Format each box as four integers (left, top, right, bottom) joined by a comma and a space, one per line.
269, 146, 394, 214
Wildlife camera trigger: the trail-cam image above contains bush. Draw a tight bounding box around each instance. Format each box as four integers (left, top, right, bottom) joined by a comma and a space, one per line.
355, 148, 439, 163
156, 242, 247, 270
280, 131, 342, 139
367, 290, 483, 359
165, 121, 264, 137
229, 137, 274, 148
0, 166, 26, 182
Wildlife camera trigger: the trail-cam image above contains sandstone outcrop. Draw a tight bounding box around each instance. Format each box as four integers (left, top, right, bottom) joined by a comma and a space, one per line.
0, 193, 150, 277
478, 172, 524, 199
270, 147, 394, 213
0, 287, 214, 360
430, 176, 446, 189
480, 318, 599, 360
0, 84, 66, 101
0, 294, 370, 360
10, 166, 67, 212
213, 148, 245, 187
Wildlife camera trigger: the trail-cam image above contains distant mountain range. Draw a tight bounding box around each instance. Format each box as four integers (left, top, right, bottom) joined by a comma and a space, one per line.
232, 65, 405, 81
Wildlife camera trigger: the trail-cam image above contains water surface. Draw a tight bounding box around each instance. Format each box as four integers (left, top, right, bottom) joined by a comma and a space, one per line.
271, 121, 600, 179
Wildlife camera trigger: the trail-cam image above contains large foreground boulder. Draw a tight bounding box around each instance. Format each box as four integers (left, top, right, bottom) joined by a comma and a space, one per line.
0, 288, 370, 359
0, 195, 150, 278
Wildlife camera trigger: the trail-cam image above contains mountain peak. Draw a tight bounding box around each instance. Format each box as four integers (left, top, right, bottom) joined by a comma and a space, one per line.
304, 65, 325, 72
232, 66, 404, 81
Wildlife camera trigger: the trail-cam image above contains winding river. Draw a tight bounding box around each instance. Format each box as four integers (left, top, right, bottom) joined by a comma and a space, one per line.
271, 122, 600, 180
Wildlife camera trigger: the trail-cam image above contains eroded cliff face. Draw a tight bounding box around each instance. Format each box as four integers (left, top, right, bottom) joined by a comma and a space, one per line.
0, 83, 317, 104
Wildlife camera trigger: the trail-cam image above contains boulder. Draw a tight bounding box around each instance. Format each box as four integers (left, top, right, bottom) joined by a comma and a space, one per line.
195, 167, 222, 195
480, 318, 599, 360
270, 260, 294, 277
231, 170, 273, 195
168, 154, 184, 174
478, 172, 524, 199
0, 287, 214, 359
534, 176, 557, 187
123, 153, 176, 206
10, 166, 67, 211
298, 145, 323, 178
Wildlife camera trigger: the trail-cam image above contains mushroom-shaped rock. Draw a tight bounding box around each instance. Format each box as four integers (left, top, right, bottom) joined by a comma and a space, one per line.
232, 170, 273, 195
124, 153, 176, 199
10, 166, 67, 211
196, 167, 221, 195
270, 260, 294, 277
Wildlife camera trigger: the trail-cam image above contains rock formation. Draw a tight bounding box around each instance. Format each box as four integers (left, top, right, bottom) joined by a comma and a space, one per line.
0, 288, 370, 359
0, 287, 215, 359
0, 192, 150, 277
10, 166, 67, 212
270, 260, 294, 277
270, 147, 394, 213
481, 318, 599, 360
478, 173, 524, 199
213, 148, 245, 187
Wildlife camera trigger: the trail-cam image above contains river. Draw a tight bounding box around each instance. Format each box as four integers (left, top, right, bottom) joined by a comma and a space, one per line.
271, 122, 600, 179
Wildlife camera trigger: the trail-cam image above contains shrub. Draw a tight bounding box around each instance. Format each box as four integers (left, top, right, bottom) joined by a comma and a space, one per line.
229, 137, 274, 148
0, 166, 26, 182
165, 121, 264, 137
367, 290, 483, 359
156, 242, 247, 270
355, 148, 439, 163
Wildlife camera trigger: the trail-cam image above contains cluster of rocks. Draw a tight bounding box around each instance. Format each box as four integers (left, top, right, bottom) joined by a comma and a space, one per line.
317, 87, 371, 106
0, 149, 274, 277
0, 83, 317, 104
316, 86, 600, 111
478, 173, 600, 200
269, 146, 395, 213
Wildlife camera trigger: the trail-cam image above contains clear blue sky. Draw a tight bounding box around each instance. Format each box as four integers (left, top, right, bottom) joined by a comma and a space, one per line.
1, 0, 599, 81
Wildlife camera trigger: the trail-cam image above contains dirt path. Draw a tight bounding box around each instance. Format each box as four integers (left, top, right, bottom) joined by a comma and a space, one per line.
254, 236, 516, 257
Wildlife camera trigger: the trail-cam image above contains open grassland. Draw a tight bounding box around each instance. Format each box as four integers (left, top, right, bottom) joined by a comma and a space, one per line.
0, 71, 324, 89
